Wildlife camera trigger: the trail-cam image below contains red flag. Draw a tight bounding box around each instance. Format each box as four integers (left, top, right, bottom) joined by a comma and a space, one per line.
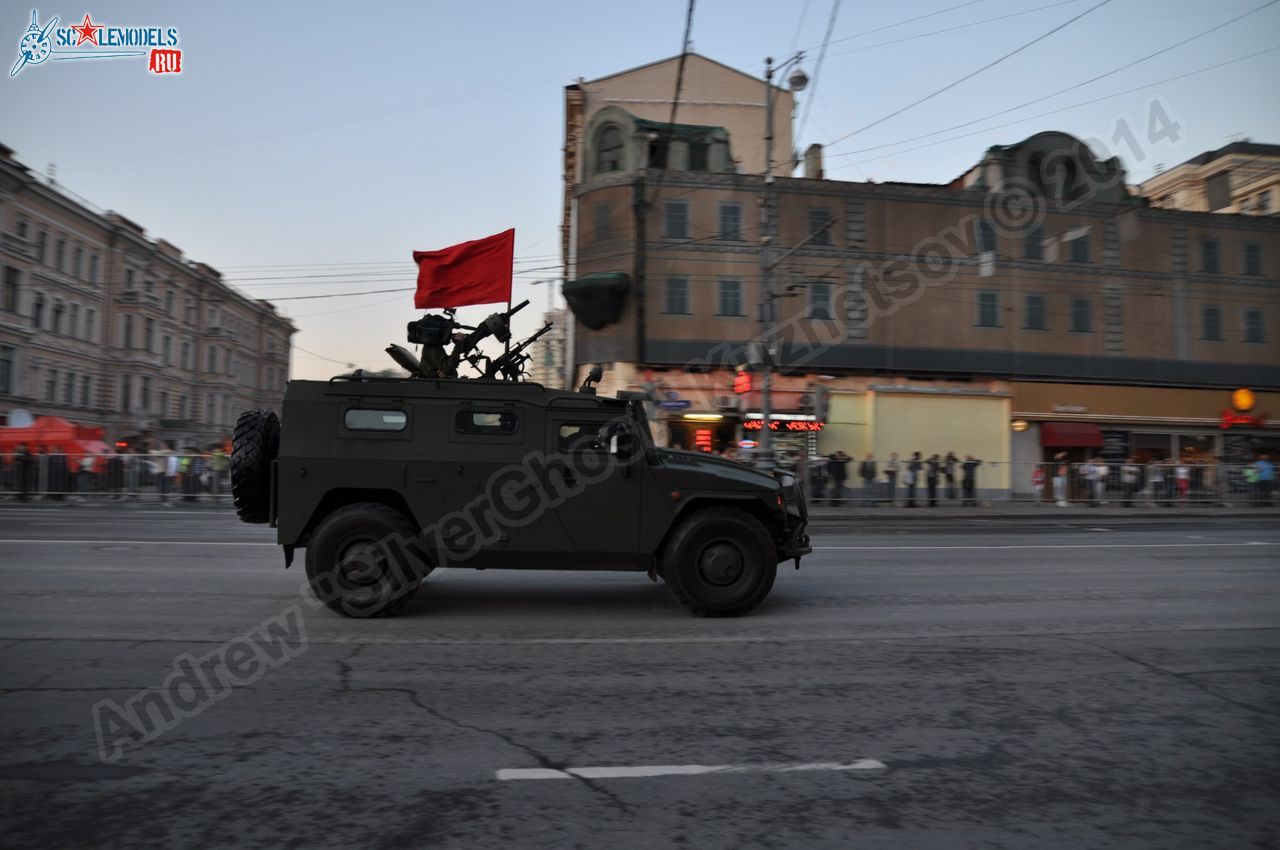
412, 228, 514, 309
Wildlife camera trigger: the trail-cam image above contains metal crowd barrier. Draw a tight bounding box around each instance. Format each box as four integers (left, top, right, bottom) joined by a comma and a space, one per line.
800, 460, 1276, 507
0, 453, 231, 503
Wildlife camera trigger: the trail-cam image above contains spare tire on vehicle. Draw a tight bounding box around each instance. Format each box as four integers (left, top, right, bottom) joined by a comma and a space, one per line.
231, 408, 280, 524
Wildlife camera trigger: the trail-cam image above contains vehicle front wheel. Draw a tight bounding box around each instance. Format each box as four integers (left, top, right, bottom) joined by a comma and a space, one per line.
662, 507, 777, 617
305, 503, 430, 618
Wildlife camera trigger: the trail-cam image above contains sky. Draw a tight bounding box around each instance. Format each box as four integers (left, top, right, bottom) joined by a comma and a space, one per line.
2, 0, 1277, 379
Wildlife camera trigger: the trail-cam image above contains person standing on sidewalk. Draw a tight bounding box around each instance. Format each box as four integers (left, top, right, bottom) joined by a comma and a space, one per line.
1052, 452, 1069, 507
926, 453, 942, 507
1031, 464, 1045, 505
884, 452, 900, 506
905, 452, 922, 507
944, 451, 958, 501
1174, 458, 1190, 506
859, 453, 877, 506
1121, 457, 1140, 507
1254, 455, 1274, 507
961, 455, 982, 506
827, 450, 850, 503
14, 443, 32, 502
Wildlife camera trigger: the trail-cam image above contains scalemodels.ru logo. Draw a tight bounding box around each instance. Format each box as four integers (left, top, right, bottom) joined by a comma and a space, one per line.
10, 9, 182, 77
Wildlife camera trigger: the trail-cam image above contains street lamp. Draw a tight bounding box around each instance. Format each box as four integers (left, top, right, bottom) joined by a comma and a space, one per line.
756, 53, 807, 473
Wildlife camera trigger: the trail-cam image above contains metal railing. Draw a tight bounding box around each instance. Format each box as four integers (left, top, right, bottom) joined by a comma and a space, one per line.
802, 461, 1277, 507
0, 453, 230, 503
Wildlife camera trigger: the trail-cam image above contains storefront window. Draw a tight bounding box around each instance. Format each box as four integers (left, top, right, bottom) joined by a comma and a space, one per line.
1132, 433, 1173, 463
1177, 434, 1215, 462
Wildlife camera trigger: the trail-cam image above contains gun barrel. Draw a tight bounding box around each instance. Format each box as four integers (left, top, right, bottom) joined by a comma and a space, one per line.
508, 299, 530, 316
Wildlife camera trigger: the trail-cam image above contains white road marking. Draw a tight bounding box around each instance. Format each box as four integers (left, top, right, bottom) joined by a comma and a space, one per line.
0, 539, 274, 546
815, 542, 1279, 550
497, 760, 887, 781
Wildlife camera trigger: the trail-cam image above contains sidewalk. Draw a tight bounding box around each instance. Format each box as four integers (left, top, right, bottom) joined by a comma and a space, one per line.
807, 500, 1280, 521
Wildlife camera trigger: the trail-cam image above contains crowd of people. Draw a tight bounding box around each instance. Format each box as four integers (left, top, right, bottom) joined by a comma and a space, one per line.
1039, 452, 1274, 507
812, 450, 985, 506
0, 443, 230, 504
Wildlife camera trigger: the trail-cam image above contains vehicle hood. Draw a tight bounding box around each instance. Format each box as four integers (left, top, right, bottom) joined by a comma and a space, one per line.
655, 448, 780, 492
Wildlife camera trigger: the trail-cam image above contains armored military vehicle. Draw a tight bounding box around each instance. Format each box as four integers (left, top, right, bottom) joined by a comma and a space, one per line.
230, 304, 810, 618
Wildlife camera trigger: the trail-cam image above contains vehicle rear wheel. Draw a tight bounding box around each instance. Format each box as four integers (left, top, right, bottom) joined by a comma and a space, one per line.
305, 503, 430, 618
231, 409, 279, 524
662, 507, 777, 617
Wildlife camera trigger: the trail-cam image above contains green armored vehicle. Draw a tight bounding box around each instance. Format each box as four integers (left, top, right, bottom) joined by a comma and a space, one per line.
230, 306, 810, 618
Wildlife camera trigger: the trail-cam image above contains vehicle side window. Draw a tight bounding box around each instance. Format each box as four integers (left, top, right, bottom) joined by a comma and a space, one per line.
344, 409, 407, 431
456, 410, 518, 436
557, 422, 607, 452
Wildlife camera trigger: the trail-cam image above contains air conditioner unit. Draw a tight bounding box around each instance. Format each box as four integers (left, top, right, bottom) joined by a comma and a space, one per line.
716, 394, 739, 410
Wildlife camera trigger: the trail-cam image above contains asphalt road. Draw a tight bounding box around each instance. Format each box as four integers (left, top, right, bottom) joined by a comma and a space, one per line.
1, 505, 1278, 849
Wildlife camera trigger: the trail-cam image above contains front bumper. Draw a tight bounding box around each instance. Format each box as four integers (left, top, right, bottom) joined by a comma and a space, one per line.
775, 474, 813, 563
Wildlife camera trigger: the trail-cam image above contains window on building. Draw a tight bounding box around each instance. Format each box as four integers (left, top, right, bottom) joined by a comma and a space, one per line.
2, 267, 17, 312
46, 369, 57, 402
1245, 309, 1265, 343
159, 391, 169, 418
592, 203, 611, 241
72, 245, 83, 278
1243, 243, 1262, 276
1201, 238, 1220, 273
55, 237, 65, 271
70, 303, 79, 337
125, 268, 135, 290
808, 209, 832, 246
595, 126, 624, 174
1260, 191, 1272, 214
85, 308, 95, 342
144, 318, 155, 353
809, 282, 834, 319
36, 230, 47, 265
663, 201, 688, 239
33, 293, 46, 329
162, 335, 172, 365
664, 277, 689, 314
185, 300, 196, 325
80, 376, 91, 408
62, 373, 73, 406
976, 220, 996, 254
52, 300, 64, 335
647, 138, 668, 169
207, 345, 217, 372
688, 141, 709, 172
177, 394, 187, 420
1201, 305, 1223, 340
181, 341, 191, 370
718, 203, 742, 241
165, 289, 175, 315
1069, 234, 1090, 263
1025, 294, 1047, 330
88, 254, 99, 284
267, 367, 275, 390
1071, 297, 1093, 332
976, 291, 999, 327
140, 377, 151, 412
14, 218, 28, 240
120, 376, 130, 412
123, 315, 134, 349
1024, 224, 1043, 260
717, 280, 743, 316
0, 346, 13, 395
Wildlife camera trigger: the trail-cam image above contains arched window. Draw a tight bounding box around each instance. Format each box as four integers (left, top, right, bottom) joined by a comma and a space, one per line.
595, 126, 624, 174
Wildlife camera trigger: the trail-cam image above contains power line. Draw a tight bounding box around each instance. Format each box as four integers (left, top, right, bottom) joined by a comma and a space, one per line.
646, 0, 698, 209
796, 0, 842, 145
820, 0, 988, 48
824, 44, 1280, 170
789, 0, 812, 52
825, 0, 1280, 161
824, 0, 1113, 146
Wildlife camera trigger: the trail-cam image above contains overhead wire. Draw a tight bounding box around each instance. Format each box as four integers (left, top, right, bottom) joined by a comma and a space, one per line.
823, 0, 1113, 147
796, 0, 842, 145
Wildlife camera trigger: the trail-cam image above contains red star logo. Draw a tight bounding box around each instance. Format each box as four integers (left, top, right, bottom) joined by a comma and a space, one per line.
71, 14, 103, 47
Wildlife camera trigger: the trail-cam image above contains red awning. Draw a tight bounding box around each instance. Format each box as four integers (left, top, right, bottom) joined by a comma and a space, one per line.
1040, 422, 1103, 447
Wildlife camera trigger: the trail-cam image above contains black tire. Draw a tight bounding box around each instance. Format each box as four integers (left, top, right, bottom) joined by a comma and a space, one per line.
231, 409, 279, 524
663, 507, 777, 617
305, 503, 429, 618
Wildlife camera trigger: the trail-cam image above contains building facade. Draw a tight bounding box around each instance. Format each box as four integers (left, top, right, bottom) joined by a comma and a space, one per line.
0, 144, 294, 448
560, 58, 1280, 489
1139, 141, 1280, 216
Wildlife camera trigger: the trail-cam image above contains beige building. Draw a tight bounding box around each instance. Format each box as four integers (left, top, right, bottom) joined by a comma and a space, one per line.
558, 57, 1280, 490
0, 144, 294, 448
1139, 141, 1280, 216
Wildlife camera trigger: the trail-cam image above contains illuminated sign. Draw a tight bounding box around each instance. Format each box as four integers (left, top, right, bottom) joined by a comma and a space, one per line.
694, 428, 714, 452
1231, 388, 1255, 412
733, 372, 752, 394
1221, 388, 1266, 429
743, 420, 825, 432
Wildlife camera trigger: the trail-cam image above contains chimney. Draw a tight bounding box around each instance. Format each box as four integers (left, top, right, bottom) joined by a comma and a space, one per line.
803, 143, 824, 180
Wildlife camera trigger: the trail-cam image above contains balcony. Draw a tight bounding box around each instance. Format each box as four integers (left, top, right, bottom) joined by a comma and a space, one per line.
118, 290, 142, 305
205, 326, 225, 338
1, 231, 34, 261
262, 350, 286, 362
